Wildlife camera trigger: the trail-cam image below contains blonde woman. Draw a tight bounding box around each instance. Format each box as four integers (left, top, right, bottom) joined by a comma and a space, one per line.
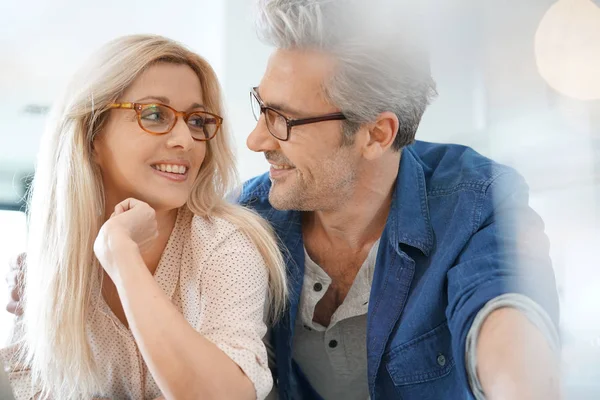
0, 34, 287, 400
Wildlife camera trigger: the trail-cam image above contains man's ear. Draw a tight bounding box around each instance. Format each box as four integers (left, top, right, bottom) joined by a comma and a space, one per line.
361, 111, 399, 160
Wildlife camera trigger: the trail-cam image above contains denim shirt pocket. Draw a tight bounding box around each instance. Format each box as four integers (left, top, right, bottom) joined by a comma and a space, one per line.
385, 321, 455, 387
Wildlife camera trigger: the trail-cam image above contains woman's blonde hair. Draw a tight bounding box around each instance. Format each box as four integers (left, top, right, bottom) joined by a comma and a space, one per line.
22, 34, 287, 399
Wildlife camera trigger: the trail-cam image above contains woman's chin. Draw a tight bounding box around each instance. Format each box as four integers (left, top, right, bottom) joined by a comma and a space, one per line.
141, 196, 188, 213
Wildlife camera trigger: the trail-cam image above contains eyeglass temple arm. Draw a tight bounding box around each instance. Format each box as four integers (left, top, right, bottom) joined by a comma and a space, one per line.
110, 103, 135, 109
288, 114, 347, 127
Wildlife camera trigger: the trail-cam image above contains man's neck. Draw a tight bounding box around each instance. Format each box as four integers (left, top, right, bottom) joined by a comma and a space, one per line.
304, 152, 401, 251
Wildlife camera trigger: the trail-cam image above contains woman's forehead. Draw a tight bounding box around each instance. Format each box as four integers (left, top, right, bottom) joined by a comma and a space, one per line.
124, 63, 204, 108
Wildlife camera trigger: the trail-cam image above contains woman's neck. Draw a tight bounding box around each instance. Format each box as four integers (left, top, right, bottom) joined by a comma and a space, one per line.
143, 207, 178, 275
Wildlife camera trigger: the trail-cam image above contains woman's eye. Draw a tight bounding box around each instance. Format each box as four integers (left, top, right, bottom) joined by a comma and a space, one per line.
142, 112, 163, 121
188, 117, 205, 127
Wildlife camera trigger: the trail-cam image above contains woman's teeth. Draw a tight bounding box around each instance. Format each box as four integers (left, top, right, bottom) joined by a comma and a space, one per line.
153, 164, 187, 174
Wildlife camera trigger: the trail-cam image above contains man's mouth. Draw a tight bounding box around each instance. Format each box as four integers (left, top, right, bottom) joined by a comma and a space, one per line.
270, 164, 294, 170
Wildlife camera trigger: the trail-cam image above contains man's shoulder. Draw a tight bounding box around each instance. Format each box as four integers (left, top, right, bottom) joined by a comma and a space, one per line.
238, 172, 271, 204
236, 173, 302, 240
408, 141, 519, 195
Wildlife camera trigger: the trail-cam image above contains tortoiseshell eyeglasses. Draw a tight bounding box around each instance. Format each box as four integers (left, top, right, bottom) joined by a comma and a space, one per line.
110, 102, 223, 141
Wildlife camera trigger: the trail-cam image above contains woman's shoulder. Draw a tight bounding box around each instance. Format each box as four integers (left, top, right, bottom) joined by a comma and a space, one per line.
190, 212, 237, 233
183, 211, 267, 279
190, 212, 238, 238
187, 209, 254, 252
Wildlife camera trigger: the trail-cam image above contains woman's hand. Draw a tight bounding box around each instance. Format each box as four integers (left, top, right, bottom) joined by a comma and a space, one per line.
94, 198, 158, 279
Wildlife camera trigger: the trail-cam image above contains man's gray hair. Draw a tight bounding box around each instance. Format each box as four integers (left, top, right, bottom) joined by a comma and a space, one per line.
255, 0, 437, 150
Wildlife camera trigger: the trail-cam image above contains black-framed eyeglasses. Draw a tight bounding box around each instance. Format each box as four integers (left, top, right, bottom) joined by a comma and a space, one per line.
250, 87, 346, 141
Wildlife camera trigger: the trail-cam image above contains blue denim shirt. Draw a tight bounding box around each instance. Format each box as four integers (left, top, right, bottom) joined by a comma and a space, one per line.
238, 141, 559, 400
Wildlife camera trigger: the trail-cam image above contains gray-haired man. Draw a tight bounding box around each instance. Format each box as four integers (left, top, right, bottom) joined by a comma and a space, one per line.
241, 0, 560, 399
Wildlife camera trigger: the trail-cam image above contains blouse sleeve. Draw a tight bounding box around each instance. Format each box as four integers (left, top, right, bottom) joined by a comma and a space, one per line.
191, 222, 273, 400
0, 319, 43, 400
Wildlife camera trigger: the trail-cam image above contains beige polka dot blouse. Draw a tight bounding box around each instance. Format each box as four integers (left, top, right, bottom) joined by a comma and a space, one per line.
1, 207, 272, 399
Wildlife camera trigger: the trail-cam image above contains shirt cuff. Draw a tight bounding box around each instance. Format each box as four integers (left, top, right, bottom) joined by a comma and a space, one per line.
465, 293, 560, 400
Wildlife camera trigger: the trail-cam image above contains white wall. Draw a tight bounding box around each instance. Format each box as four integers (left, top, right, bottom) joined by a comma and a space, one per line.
221, 0, 273, 182
0, 0, 227, 176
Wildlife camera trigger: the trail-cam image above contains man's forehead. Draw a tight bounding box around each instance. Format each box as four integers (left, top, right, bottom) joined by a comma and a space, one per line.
259, 49, 335, 103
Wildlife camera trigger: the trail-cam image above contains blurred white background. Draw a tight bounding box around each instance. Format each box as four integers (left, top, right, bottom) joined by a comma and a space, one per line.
0, 0, 598, 398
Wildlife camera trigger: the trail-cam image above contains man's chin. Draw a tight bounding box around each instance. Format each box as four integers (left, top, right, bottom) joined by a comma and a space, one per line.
268, 186, 299, 211
268, 193, 293, 210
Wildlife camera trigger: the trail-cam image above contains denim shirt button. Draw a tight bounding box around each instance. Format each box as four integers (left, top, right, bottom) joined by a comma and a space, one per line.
437, 353, 446, 367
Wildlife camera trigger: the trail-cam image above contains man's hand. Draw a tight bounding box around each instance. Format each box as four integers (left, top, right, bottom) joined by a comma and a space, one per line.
5, 253, 25, 315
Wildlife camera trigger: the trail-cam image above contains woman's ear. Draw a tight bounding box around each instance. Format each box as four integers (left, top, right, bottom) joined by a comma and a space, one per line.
91, 132, 105, 167
91, 115, 110, 166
